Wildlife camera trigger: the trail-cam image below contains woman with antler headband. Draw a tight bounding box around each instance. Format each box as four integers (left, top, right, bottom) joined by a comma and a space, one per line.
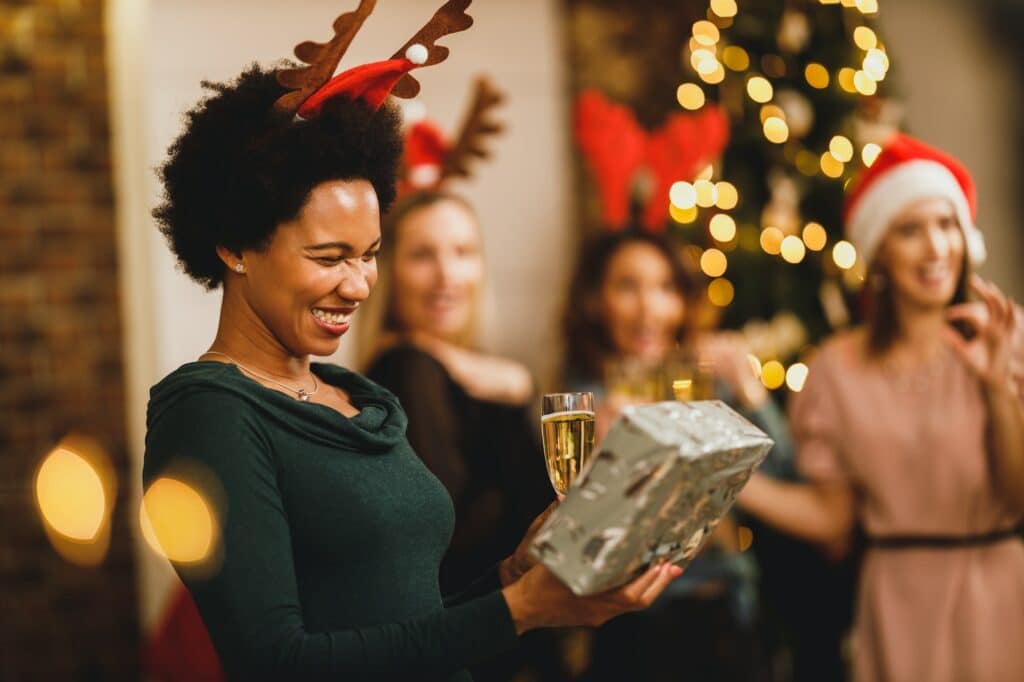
142, 2, 682, 680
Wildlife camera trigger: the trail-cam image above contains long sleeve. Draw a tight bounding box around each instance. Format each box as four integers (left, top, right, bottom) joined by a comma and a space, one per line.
143, 389, 518, 681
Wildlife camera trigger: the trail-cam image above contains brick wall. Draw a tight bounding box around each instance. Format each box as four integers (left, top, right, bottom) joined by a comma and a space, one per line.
0, 0, 140, 679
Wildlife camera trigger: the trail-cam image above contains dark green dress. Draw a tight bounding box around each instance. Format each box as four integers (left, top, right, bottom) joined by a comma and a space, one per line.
143, 361, 519, 681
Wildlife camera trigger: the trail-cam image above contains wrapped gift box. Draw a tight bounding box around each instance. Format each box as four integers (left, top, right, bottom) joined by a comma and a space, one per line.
530, 400, 773, 595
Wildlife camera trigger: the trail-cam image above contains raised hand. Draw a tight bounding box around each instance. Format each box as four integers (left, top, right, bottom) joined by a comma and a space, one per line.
944, 275, 1020, 391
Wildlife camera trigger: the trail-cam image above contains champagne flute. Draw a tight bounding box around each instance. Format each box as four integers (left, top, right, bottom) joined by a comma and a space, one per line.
540, 392, 595, 495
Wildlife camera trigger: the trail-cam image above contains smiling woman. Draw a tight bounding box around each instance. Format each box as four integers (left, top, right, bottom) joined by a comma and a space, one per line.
141, 4, 682, 679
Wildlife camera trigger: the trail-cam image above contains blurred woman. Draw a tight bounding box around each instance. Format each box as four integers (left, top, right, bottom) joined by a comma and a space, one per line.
359, 190, 563, 680
738, 134, 1024, 682
562, 228, 795, 681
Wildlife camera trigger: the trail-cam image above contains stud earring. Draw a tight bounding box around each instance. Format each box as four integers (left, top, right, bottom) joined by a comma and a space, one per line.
235, 263, 245, 273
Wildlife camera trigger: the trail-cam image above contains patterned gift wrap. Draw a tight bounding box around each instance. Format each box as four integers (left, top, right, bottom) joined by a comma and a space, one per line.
530, 400, 773, 595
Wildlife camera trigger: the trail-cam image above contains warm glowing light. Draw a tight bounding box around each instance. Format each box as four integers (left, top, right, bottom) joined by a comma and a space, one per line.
709, 214, 737, 242
862, 48, 889, 80
760, 360, 786, 389
700, 62, 726, 84
746, 76, 774, 103
804, 63, 830, 89
838, 67, 857, 93
694, 179, 719, 208
854, 70, 878, 95
722, 45, 750, 71
141, 478, 218, 564
820, 151, 845, 178
670, 181, 697, 209
795, 150, 820, 176
677, 83, 706, 110
710, 0, 738, 18
691, 48, 718, 75
715, 181, 739, 210
862, 142, 882, 166
670, 203, 699, 224
780, 235, 806, 264
747, 354, 762, 379
692, 20, 721, 46
763, 117, 789, 144
829, 135, 854, 162
759, 104, 785, 124
738, 526, 754, 551
707, 278, 735, 307
802, 222, 828, 251
36, 447, 106, 541
833, 240, 857, 269
760, 226, 784, 255
856, 0, 879, 14
700, 248, 728, 277
697, 164, 715, 181
853, 26, 878, 50
786, 363, 810, 392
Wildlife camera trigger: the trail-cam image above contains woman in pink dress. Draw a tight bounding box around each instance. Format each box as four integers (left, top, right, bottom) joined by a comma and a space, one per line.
738, 134, 1024, 682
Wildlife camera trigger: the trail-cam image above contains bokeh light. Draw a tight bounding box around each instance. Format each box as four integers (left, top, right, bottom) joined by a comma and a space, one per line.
670, 203, 699, 224
692, 20, 721, 46
670, 181, 697, 209
805, 63, 830, 89
838, 67, 857, 93
833, 240, 858, 269
862, 142, 882, 166
694, 179, 719, 208
709, 214, 737, 242
786, 363, 810, 392
802, 222, 828, 251
722, 45, 750, 71
36, 447, 106, 542
707, 278, 735, 307
141, 477, 219, 565
853, 26, 878, 50
710, 0, 738, 19
759, 104, 785, 124
763, 117, 789, 144
700, 248, 728, 277
829, 135, 854, 162
820, 151, 845, 178
780, 235, 806, 264
760, 226, 784, 255
760, 360, 786, 389
746, 76, 774, 103
677, 83, 706, 110
854, 70, 878, 95
715, 181, 739, 209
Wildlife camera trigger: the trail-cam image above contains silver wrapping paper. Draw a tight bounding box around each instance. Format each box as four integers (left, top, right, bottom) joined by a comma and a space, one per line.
529, 400, 773, 596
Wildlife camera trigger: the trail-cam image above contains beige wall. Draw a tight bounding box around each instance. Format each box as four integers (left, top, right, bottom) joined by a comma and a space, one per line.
880, 1, 1023, 299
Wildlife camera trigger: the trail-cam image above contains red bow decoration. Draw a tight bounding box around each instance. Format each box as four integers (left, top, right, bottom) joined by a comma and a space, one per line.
575, 89, 730, 231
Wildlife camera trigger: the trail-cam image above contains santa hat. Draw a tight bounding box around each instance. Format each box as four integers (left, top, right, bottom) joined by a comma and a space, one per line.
843, 133, 986, 266
298, 44, 429, 118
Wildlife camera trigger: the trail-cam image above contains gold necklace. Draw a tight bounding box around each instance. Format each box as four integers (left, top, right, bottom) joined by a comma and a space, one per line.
200, 351, 319, 402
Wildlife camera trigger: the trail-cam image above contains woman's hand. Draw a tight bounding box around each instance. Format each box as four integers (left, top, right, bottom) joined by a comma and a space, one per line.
502, 561, 682, 635
499, 501, 558, 586
696, 332, 768, 409
945, 275, 1021, 393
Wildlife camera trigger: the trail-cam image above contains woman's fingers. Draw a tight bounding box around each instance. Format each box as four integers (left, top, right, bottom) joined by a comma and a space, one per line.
637, 562, 681, 606
613, 562, 664, 604
946, 302, 987, 334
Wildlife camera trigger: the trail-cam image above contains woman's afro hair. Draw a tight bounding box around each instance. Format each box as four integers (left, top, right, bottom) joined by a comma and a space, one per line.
153, 64, 403, 289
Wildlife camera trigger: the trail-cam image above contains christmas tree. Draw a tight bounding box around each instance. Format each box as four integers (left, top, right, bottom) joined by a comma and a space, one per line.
669, 0, 898, 389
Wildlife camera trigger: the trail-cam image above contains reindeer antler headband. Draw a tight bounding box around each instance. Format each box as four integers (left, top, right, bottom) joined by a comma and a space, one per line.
273, 0, 473, 119
402, 76, 505, 191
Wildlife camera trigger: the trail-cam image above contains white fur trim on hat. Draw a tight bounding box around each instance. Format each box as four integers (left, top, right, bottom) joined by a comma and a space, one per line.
846, 159, 986, 266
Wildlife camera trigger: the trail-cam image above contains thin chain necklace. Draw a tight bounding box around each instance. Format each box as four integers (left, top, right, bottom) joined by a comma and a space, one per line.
200, 351, 319, 402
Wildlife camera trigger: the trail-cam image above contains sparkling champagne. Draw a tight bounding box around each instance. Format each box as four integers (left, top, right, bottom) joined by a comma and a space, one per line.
541, 410, 595, 495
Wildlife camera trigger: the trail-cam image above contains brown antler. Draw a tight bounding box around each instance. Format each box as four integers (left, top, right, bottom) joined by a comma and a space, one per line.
273, 0, 377, 115
389, 0, 474, 100
441, 77, 505, 180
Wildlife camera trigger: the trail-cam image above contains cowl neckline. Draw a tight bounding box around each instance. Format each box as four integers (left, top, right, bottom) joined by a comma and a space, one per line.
147, 361, 408, 454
